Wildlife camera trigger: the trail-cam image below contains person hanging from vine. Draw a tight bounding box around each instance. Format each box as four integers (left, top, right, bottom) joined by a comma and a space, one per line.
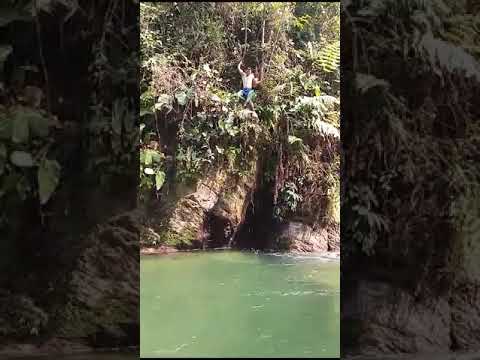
236, 60, 261, 111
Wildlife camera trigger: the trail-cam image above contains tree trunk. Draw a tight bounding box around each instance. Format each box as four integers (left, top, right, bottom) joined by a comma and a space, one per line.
260, 19, 265, 80
243, 15, 248, 60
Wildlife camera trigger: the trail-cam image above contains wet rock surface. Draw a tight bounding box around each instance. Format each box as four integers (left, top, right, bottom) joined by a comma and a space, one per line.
269, 221, 339, 253
149, 162, 257, 250
342, 229, 480, 356
342, 280, 451, 354
275, 222, 329, 252
58, 213, 139, 348
0, 212, 139, 356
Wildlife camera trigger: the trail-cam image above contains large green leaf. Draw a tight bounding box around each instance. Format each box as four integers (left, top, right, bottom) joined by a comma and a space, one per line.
144, 167, 154, 175
140, 109, 153, 117
10, 151, 34, 167
10, 107, 50, 141
25, 109, 49, 138
151, 150, 164, 164
175, 91, 188, 106
144, 150, 153, 165
155, 170, 165, 190
0, 45, 12, 64
12, 111, 30, 143
0, 115, 11, 140
37, 159, 61, 205
155, 94, 173, 111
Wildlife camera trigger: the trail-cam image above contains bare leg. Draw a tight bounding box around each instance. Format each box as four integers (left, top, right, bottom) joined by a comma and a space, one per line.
245, 91, 255, 111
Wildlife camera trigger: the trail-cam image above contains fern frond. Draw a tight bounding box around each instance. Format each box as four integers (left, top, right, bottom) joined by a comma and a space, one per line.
314, 40, 340, 73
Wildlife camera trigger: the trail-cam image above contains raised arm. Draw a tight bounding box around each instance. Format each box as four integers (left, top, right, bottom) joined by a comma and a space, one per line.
238, 61, 245, 76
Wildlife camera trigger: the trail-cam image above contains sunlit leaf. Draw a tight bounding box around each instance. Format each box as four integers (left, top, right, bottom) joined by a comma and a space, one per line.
144, 150, 153, 165
155, 170, 165, 190
155, 94, 173, 110
37, 159, 61, 205
288, 135, 303, 144
356, 73, 390, 94
175, 91, 188, 106
151, 150, 164, 164
10, 151, 34, 167
0, 45, 12, 64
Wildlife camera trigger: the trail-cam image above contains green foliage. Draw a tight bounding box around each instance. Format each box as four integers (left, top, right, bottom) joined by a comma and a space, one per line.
139, 148, 165, 199
152, 229, 196, 249
0, 104, 61, 208
140, 1, 340, 230
140, 89, 156, 116
174, 103, 263, 183
291, 95, 340, 131
37, 158, 60, 205
342, 0, 480, 259
314, 41, 340, 73
86, 5, 139, 188
292, 2, 340, 44
274, 181, 303, 220
10, 151, 34, 167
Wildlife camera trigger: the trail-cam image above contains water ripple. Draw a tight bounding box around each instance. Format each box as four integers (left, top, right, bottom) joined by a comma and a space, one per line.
241, 289, 338, 297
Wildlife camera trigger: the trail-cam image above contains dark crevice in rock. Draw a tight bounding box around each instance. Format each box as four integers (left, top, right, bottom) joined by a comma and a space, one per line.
205, 211, 234, 249
233, 156, 276, 250
449, 298, 460, 352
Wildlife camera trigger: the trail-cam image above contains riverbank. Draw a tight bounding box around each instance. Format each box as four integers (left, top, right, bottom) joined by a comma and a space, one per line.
140, 245, 340, 259
140, 245, 178, 255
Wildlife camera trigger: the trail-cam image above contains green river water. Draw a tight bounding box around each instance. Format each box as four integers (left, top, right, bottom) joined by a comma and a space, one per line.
140, 251, 340, 358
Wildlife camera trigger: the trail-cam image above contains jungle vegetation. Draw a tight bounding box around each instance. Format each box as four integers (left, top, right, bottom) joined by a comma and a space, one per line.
139, 2, 341, 247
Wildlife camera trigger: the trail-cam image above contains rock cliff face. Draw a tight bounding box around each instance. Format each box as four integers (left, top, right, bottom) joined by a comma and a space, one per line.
58, 213, 139, 348
146, 107, 339, 253
450, 228, 480, 351
0, 212, 139, 356
342, 225, 480, 356
145, 162, 339, 253
154, 162, 257, 250
272, 222, 339, 252
342, 281, 452, 354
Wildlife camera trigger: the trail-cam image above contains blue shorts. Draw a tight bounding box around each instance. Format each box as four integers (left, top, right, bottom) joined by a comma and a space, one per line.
241, 88, 253, 98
